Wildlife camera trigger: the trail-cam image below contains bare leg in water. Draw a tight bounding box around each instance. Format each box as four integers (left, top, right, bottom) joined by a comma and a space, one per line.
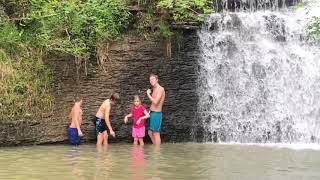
96, 131, 108, 146
153, 132, 161, 145
148, 130, 155, 144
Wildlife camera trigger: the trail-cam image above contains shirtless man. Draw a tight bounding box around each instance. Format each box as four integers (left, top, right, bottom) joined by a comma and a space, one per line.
147, 74, 165, 145
67, 97, 83, 146
95, 93, 120, 146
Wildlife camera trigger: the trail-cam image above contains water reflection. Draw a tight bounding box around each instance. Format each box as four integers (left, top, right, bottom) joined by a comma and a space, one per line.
129, 145, 146, 180
65, 147, 84, 180
94, 145, 113, 179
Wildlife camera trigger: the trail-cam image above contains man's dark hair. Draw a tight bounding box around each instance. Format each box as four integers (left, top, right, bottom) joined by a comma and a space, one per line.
74, 96, 82, 102
110, 93, 120, 101
149, 73, 158, 80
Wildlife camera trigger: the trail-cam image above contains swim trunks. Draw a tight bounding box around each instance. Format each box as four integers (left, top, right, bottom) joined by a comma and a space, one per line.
67, 127, 81, 145
148, 111, 163, 132
95, 116, 107, 135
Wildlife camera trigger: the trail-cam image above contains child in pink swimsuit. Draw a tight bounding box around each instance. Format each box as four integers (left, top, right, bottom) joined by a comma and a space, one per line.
124, 95, 150, 145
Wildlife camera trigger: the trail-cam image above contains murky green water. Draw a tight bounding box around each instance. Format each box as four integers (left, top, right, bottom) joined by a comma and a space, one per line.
0, 143, 319, 180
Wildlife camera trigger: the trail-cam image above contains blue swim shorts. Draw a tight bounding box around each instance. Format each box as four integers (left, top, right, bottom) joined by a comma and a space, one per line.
148, 111, 163, 132
67, 127, 81, 145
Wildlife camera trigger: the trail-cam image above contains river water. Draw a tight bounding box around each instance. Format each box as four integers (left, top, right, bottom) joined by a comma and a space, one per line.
0, 143, 319, 180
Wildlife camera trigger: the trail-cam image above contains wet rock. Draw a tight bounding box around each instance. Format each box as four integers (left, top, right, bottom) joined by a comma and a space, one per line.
252, 62, 266, 79
0, 30, 201, 146
264, 14, 286, 42
225, 14, 243, 30
216, 34, 238, 57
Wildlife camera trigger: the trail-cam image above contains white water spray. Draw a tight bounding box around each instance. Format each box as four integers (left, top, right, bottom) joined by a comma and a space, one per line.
197, 1, 320, 143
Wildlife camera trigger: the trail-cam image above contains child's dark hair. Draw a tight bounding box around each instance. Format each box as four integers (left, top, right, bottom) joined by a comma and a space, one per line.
110, 93, 120, 101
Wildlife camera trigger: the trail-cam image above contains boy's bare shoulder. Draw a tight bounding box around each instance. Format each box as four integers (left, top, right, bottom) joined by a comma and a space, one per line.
159, 86, 165, 92
101, 99, 108, 104
103, 99, 111, 108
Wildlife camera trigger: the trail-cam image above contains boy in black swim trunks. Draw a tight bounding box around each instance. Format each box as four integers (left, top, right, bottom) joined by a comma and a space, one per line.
94, 93, 120, 146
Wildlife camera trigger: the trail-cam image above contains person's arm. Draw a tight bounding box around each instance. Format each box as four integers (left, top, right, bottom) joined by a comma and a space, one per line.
78, 109, 83, 136
124, 113, 132, 124
104, 103, 115, 137
69, 107, 72, 119
137, 109, 150, 125
79, 112, 82, 124
147, 88, 164, 105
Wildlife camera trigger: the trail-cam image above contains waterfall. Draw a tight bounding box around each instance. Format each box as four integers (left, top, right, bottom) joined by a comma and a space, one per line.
215, 0, 301, 12
197, 1, 320, 143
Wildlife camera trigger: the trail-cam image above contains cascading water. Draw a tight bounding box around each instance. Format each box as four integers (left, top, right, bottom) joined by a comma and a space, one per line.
215, 0, 301, 12
197, 1, 320, 143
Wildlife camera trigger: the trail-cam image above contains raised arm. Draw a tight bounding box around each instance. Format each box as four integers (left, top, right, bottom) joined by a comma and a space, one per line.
104, 103, 115, 137
147, 88, 164, 105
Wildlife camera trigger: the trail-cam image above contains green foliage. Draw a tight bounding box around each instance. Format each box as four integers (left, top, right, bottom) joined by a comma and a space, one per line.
0, 0, 30, 19
135, 8, 156, 34
139, 0, 214, 40
160, 22, 174, 40
308, 17, 320, 38
0, 18, 22, 56
157, 0, 214, 21
293, 1, 310, 10
0, 0, 131, 121
0, 17, 53, 121
132, 0, 214, 39
23, 0, 131, 59
0, 0, 214, 121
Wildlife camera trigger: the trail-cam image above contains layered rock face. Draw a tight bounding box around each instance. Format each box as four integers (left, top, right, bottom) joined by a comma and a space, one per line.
0, 30, 200, 145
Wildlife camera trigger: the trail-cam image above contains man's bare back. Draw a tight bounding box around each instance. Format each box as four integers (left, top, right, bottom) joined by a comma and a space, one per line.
69, 99, 83, 137
67, 97, 83, 145
70, 105, 82, 126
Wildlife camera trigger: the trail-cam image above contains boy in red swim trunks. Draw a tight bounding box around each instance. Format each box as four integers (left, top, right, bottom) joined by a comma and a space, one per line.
124, 95, 150, 146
